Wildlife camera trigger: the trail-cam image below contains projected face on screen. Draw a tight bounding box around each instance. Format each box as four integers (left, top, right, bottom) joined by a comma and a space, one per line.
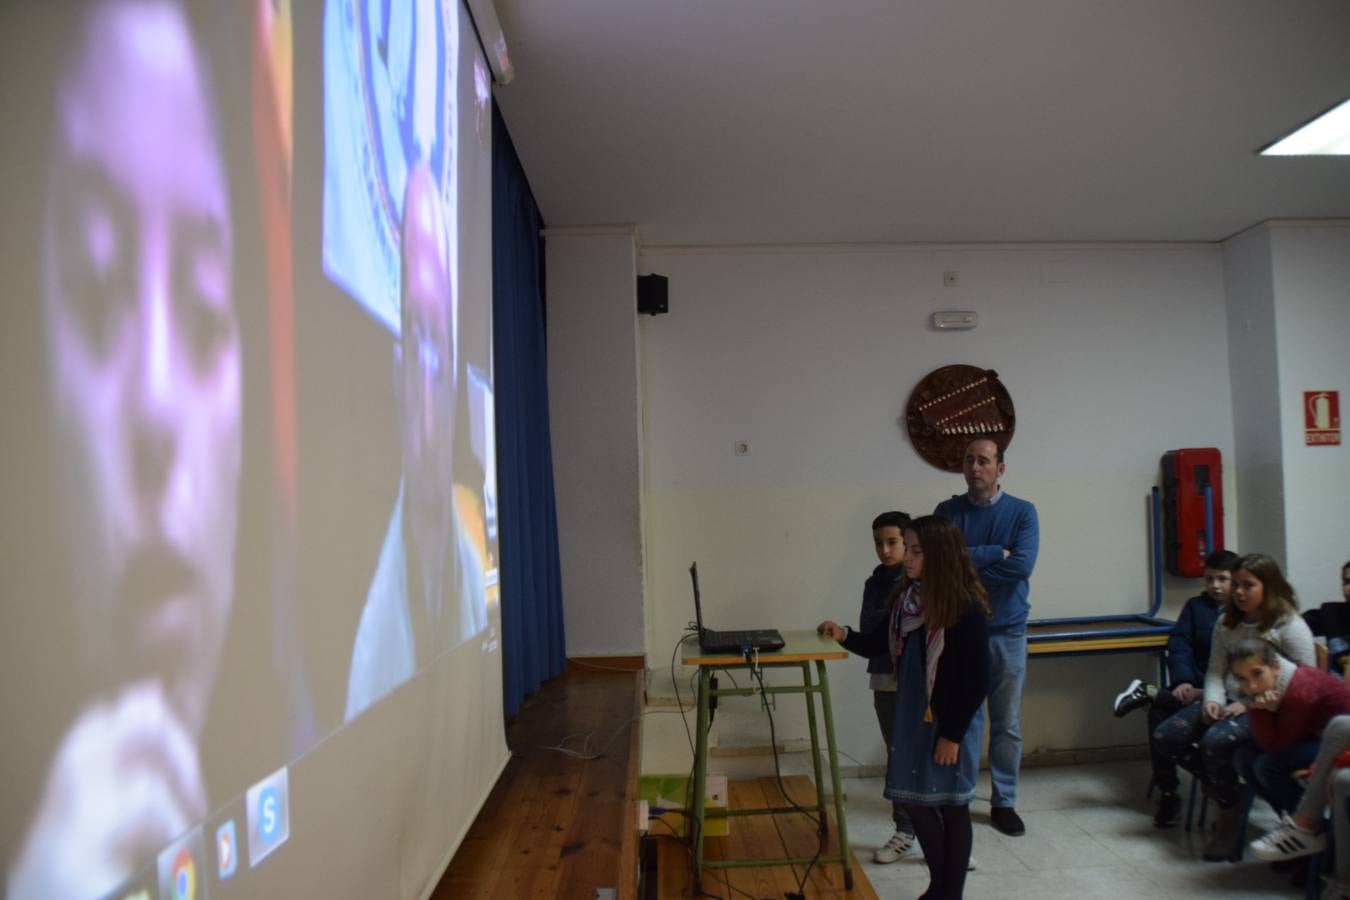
12, 3, 235, 897
43, 0, 239, 739
400, 162, 456, 625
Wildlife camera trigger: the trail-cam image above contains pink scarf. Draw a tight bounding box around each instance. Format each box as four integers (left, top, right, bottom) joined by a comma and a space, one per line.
890, 581, 945, 722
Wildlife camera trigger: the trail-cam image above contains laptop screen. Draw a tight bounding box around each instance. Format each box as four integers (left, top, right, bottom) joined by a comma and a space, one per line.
689, 562, 703, 635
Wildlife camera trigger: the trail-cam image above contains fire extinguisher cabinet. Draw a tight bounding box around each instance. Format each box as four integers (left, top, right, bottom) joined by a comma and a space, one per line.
1161, 448, 1223, 578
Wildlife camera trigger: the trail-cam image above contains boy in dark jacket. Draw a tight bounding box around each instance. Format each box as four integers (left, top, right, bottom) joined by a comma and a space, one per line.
1302, 559, 1350, 674
1113, 549, 1238, 826
861, 511, 915, 863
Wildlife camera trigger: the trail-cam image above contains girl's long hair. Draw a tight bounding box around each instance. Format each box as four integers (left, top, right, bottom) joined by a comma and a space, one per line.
906, 515, 990, 629
1222, 553, 1299, 631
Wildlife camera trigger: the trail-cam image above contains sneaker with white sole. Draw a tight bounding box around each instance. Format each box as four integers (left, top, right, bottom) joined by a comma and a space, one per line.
873, 830, 915, 864
1113, 678, 1155, 718
1249, 814, 1326, 862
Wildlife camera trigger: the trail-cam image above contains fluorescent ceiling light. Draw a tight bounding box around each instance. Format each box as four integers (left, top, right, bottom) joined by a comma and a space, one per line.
1261, 98, 1350, 156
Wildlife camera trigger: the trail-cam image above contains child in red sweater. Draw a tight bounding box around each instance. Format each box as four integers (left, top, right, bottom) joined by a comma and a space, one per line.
1229, 638, 1350, 822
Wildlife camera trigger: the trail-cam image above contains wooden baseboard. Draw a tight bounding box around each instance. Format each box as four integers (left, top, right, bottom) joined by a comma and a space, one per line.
567, 655, 646, 674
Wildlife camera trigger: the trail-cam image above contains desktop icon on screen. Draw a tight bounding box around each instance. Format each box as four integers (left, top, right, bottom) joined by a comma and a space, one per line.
215, 820, 237, 880
246, 766, 291, 867
155, 825, 206, 900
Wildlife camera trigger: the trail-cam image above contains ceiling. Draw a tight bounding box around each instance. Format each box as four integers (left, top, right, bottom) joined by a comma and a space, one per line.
492, 0, 1350, 246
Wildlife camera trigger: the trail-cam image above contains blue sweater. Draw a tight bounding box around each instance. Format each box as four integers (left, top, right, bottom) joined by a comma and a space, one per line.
1167, 593, 1220, 687
935, 492, 1039, 632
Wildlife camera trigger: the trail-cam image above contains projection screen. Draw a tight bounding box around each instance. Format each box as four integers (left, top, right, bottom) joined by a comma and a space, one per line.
0, 1, 507, 898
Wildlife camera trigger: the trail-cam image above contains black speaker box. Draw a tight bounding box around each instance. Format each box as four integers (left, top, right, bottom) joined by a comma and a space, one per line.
637, 274, 669, 316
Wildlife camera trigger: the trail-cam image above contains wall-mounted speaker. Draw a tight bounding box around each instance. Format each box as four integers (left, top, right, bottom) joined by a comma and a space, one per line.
637, 274, 669, 316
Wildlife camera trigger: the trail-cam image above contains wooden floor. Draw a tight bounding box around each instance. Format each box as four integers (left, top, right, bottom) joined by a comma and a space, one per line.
428, 666, 876, 899
432, 667, 643, 899
652, 775, 878, 900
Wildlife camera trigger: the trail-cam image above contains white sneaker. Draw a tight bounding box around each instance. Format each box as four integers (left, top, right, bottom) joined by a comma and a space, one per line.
873, 830, 915, 864
1248, 814, 1325, 861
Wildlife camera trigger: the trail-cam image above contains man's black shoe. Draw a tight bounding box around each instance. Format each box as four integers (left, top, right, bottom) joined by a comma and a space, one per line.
991, 806, 1026, 836
1154, 790, 1182, 828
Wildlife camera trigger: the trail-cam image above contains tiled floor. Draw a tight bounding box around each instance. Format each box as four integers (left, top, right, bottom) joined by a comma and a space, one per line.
845, 761, 1309, 900
641, 704, 1321, 898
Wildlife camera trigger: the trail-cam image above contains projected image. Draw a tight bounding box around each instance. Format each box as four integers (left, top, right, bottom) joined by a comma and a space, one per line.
3, 0, 501, 894
323, 0, 459, 333
1, 2, 319, 897
321, 0, 491, 723
11, 3, 236, 898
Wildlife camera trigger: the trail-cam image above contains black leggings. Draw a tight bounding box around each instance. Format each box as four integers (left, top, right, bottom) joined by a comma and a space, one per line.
903, 803, 972, 900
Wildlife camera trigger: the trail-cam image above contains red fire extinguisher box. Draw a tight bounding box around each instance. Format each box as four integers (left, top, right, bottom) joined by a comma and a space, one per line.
1161, 448, 1224, 578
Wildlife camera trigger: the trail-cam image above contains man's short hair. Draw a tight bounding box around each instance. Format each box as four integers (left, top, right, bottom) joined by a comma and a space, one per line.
967, 436, 1004, 463
1204, 549, 1239, 570
871, 511, 911, 532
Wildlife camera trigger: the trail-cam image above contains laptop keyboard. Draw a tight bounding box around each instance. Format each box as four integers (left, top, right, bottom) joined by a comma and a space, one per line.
707, 629, 757, 647
704, 628, 781, 648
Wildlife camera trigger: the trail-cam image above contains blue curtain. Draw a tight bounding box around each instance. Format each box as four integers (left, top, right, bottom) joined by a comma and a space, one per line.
492, 104, 566, 716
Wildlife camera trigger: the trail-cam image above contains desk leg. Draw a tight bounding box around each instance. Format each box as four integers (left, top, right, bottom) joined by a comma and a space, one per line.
801, 662, 828, 834
692, 665, 711, 896
816, 659, 854, 890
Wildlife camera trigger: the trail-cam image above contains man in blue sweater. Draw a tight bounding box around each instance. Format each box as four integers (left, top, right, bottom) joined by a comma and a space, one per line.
936, 437, 1039, 836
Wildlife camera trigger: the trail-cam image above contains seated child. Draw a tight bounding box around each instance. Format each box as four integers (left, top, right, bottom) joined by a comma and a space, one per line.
1227, 638, 1350, 829
1186, 554, 1313, 860
1248, 714, 1350, 899
1112, 550, 1237, 826
1302, 559, 1350, 674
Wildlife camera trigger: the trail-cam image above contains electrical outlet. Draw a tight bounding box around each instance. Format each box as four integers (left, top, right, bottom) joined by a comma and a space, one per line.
943, 270, 960, 287
706, 775, 728, 808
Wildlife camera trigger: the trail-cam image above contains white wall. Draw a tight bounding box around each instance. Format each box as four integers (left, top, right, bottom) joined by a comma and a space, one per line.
1271, 222, 1350, 600
545, 229, 646, 655
1223, 226, 1286, 561
638, 243, 1236, 766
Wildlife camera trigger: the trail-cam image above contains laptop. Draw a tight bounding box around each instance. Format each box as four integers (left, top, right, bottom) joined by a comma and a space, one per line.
690, 562, 785, 654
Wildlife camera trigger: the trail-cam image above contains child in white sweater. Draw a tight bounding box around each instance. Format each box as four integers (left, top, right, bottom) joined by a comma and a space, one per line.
1154, 553, 1314, 860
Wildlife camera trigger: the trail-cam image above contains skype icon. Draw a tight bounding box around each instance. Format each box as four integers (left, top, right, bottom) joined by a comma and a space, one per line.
245, 767, 291, 867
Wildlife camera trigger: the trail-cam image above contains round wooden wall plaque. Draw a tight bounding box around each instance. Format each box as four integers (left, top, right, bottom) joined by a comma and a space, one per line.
905, 365, 1016, 472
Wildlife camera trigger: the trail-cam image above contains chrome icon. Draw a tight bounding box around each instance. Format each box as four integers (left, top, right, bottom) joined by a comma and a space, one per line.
172, 847, 195, 900
155, 825, 206, 900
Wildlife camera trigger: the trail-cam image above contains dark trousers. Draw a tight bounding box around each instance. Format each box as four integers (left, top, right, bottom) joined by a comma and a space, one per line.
874, 690, 915, 835
1147, 690, 1196, 792
1235, 739, 1321, 816
1152, 702, 1252, 806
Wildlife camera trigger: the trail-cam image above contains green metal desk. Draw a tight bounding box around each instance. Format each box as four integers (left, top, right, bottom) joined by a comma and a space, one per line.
680, 630, 853, 892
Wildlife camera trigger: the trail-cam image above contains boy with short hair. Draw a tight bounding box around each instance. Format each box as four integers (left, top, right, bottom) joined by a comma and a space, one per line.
862, 511, 915, 863
1112, 549, 1239, 826
1301, 559, 1350, 674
